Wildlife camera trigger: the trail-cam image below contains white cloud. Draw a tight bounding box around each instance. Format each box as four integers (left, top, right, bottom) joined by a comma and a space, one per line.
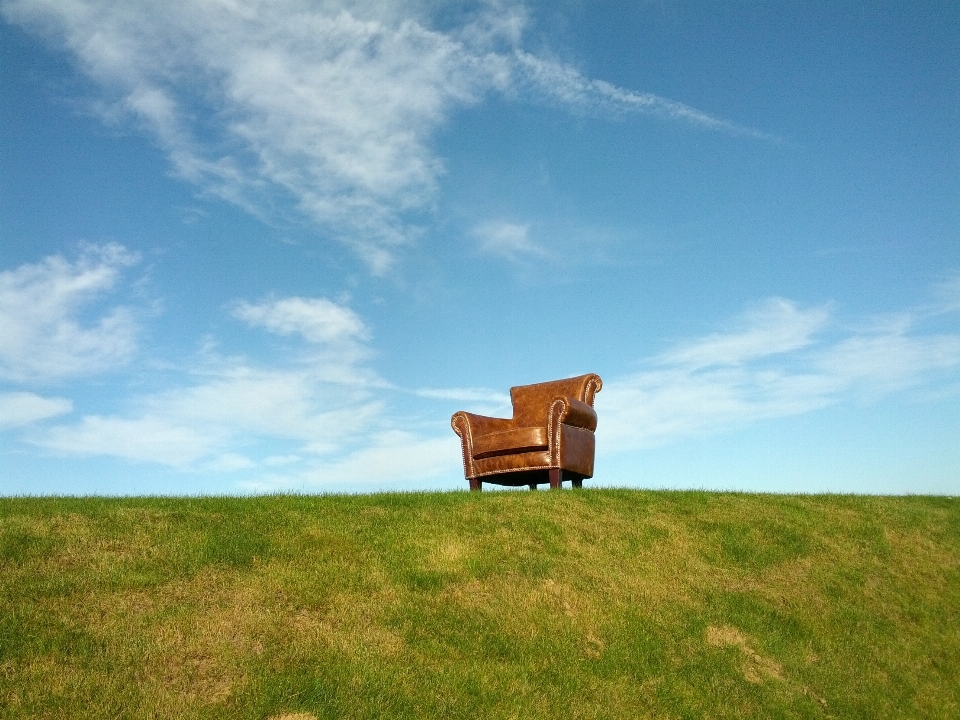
41, 414, 217, 467
1, 0, 511, 272
242, 430, 462, 492
0, 392, 72, 429
233, 296, 368, 344
599, 298, 960, 452
27, 289, 469, 485
149, 366, 327, 440
599, 366, 840, 452
32, 293, 389, 469
473, 220, 546, 260
232, 295, 385, 386
311, 430, 461, 486
2, 0, 767, 272
34, 357, 381, 468
818, 324, 960, 396
0, 244, 139, 382
660, 298, 829, 369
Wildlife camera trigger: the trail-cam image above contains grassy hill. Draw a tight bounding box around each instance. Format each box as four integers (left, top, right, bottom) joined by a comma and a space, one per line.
1, 490, 958, 719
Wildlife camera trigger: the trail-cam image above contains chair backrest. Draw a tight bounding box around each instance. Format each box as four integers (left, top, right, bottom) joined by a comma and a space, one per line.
510, 374, 602, 427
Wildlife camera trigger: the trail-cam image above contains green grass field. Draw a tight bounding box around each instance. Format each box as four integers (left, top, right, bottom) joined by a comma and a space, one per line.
1, 490, 958, 719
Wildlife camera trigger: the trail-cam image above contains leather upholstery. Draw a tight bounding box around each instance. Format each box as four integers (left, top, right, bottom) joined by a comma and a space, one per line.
472, 427, 549, 459
451, 374, 602, 488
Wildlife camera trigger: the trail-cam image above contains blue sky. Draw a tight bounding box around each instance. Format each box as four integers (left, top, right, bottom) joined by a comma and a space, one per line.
1, 0, 958, 496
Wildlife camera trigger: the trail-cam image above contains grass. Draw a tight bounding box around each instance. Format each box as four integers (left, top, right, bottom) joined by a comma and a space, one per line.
1, 490, 958, 719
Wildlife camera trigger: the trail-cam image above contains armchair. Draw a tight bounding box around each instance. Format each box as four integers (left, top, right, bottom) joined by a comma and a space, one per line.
451, 374, 602, 490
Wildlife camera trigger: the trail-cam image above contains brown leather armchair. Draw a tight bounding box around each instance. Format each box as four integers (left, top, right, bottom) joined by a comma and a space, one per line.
451, 374, 602, 490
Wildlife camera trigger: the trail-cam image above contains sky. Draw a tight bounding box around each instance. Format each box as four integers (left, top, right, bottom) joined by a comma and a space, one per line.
1, 0, 958, 496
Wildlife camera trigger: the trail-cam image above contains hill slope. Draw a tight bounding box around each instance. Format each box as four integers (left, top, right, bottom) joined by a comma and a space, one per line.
1, 490, 958, 719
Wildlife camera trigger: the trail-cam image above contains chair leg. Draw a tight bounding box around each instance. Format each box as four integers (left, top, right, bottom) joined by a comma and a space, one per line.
529, 484, 537, 490
549, 468, 561, 489
572, 477, 583, 489
469, 478, 481, 491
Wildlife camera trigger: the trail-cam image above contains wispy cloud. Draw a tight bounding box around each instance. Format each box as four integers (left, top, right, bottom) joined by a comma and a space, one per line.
513, 51, 778, 141
232, 296, 369, 345
2, 0, 512, 273
22, 282, 480, 486
33, 290, 386, 468
33, 353, 387, 469
0, 392, 72, 429
660, 298, 830, 369
817, 320, 960, 397
245, 431, 462, 493
599, 295, 960, 451
3, 0, 770, 272
473, 220, 547, 261
40, 414, 219, 468
0, 244, 139, 382
232, 295, 381, 386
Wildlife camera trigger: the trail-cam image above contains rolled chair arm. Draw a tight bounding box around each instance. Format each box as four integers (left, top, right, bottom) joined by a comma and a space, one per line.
549, 397, 597, 432
452, 411, 516, 482
451, 412, 514, 439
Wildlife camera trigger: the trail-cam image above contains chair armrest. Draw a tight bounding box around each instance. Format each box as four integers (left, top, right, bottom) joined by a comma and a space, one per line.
550, 397, 597, 432
452, 412, 515, 480
451, 412, 514, 440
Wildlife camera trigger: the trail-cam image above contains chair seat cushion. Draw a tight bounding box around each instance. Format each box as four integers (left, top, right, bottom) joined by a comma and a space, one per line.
472, 426, 548, 459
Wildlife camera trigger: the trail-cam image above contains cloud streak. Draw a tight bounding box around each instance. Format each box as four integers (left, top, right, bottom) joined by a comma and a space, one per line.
0, 244, 139, 382
233, 296, 368, 344
0, 392, 72, 429
660, 298, 830, 369
32, 353, 387, 470
513, 51, 778, 141
473, 219, 547, 261
599, 297, 960, 452
33, 311, 383, 468
3, 0, 771, 272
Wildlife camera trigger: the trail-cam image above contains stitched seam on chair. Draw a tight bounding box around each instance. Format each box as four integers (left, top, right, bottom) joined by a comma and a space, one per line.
585, 375, 602, 406
549, 398, 566, 465
475, 464, 554, 478
451, 413, 475, 479
463, 417, 475, 477
451, 414, 467, 476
